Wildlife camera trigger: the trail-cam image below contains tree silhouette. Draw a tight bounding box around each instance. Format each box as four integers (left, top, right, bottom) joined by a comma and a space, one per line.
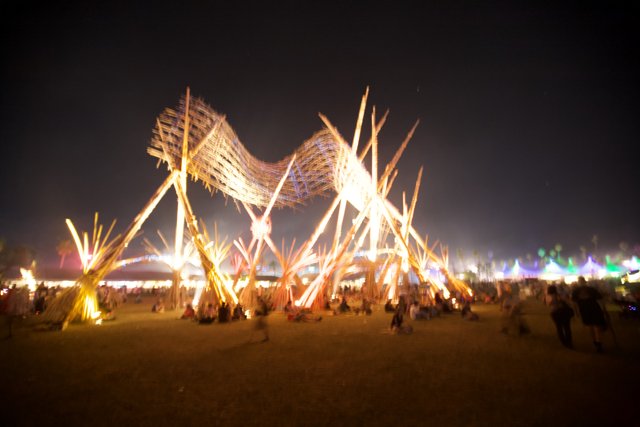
456, 248, 464, 272
0, 241, 36, 280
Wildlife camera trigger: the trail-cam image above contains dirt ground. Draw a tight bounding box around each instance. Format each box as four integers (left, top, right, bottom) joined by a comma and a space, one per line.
2, 296, 638, 427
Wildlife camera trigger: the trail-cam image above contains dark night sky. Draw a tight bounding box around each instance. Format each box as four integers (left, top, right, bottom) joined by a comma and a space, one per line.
1, 0, 639, 270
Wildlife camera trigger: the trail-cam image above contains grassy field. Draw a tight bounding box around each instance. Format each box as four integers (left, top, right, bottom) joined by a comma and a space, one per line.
2, 296, 638, 427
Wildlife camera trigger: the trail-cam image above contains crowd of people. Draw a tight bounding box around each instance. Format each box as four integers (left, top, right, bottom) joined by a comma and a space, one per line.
0, 275, 625, 353
491, 276, 613, 353
169, 300, 249, 324
0, 281, 132, 318
543, 276, 610, 353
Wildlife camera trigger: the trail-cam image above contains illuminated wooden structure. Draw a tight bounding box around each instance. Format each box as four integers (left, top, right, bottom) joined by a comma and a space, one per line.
44, 87, 470, 325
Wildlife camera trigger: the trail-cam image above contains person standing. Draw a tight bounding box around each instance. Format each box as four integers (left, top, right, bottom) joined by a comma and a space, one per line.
546, 284, 573, 349
500, 284, 529, 335
571, 276, 607, 353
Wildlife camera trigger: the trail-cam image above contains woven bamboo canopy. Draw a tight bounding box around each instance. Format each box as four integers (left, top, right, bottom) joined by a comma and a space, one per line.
148, 95, 367, 210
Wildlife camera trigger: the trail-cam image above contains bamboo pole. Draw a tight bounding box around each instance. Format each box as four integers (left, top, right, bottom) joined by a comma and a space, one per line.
171, 87, 190, 309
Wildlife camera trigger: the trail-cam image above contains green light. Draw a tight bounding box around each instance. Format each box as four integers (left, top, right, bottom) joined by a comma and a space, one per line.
606, 259, 622, 273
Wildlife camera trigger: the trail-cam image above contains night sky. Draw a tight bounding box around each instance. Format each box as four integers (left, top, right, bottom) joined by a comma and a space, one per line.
2, 1, 639, 270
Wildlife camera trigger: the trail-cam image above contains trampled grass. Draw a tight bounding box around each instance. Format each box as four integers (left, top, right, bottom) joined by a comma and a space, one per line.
3, 296, 638, 426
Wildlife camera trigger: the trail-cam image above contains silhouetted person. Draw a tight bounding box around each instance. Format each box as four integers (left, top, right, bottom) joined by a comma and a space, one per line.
461, 300, 479, 321
390, 306, 413, 335
361, 298, 372, 315
571, 277, 607, 353
232, 304, 246, 320
338, 297, 351, 313
390, 307, 404, 331
546, 285, 573, 348
199, 303, 216, 324
218, 302, 230, 323
384, 299, 395, 313
284, 300, 294, 314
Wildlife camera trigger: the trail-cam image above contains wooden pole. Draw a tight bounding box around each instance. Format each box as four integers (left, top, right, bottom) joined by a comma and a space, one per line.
172, 87, 190, 309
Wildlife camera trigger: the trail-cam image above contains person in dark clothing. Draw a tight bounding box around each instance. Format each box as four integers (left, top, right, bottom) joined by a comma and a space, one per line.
390, 306, 413, 335
284, 300, 294, 314
338, 297, 351, 313
461, 300, 479, 321
218, 302, 230, 323
361, 298, 372, 315
546, 285, 573, 349
199, 303, 216, 324
384, 299, 395, 313
397, 295, 407, 314
390, 307, 404, 330
571, 277, 607, 353
232, 303, 246, 320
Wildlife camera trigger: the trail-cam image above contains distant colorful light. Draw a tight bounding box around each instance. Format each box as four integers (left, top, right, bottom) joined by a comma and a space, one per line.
622, 256, 639, 270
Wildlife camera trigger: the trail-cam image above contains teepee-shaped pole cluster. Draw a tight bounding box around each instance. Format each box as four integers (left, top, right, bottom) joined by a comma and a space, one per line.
234, 156, 296, 310
42, 170, 179, 325
154, 89, 238, 307
294, 89, 447, 308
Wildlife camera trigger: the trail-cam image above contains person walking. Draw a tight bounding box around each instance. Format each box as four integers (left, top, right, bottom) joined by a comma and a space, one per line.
546, 284, 574, 349
249, 297, 270, 343
571, 276, 608, 353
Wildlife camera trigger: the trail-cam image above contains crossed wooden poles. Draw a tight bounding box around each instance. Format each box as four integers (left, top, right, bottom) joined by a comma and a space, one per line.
44, 88, 469, 325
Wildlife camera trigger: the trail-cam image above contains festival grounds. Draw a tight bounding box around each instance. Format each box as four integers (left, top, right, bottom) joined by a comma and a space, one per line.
3, 297, 638, 427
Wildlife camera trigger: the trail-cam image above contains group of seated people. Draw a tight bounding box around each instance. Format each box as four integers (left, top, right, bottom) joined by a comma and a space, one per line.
332, 297, 372, 316
196, 303, 216, 323
178, 301, 248, 324
284, 300, 322, 322
385, 295, 479, 324
385, 298, 436, 320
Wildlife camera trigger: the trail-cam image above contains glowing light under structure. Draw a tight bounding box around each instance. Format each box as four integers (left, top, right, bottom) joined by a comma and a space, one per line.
233, 156, 296, 310
42, 212, 120, 324
142, 230, 199, 308
20, 267, 37, 292
271, 238, 318, 310
193, 222, 235, 309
